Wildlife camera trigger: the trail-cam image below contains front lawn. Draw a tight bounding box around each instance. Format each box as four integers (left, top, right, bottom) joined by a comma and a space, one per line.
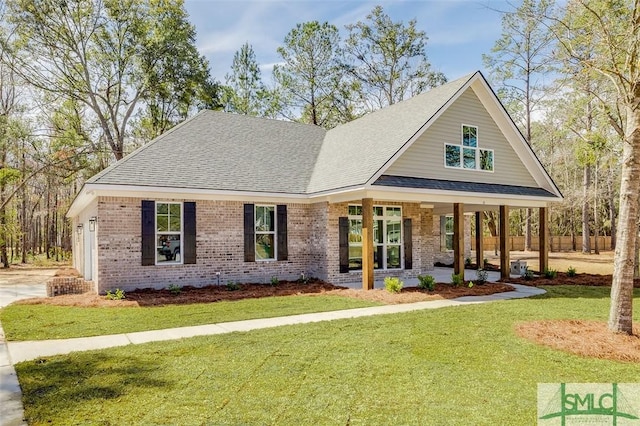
15, 286, 640, 425
0, 295, 381, 340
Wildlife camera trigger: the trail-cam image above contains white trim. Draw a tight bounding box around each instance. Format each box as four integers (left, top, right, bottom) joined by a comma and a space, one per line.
367, 73, 478, 185
155, 201, 183, 266
254, 204, 277, 261
347, 204, 403, 271
461, 123, 478, 148
469, 77, 562, 198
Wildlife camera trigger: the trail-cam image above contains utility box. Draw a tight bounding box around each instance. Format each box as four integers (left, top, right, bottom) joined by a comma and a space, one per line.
510, 260, 527, 275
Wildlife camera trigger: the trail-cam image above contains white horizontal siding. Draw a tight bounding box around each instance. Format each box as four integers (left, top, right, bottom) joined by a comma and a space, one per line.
386, 88, 538, 187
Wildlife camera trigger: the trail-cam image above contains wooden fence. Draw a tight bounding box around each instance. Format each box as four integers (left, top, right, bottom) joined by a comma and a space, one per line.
472, 236, 613, 252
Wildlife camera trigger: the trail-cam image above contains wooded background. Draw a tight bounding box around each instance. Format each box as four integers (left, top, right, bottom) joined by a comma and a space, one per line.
0, 0, 636, 267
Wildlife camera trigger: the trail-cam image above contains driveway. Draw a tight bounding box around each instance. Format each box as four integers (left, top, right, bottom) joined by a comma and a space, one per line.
0, 268, 55, 426
0, 268, 54, 308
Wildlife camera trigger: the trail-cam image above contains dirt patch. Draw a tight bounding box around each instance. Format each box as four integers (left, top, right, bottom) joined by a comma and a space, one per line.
504, 272, 640, 287
14, 280, 515, 307
516, 320, 640, 362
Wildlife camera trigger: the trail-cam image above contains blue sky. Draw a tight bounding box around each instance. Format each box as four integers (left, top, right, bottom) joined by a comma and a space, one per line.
183, 0, 512, 84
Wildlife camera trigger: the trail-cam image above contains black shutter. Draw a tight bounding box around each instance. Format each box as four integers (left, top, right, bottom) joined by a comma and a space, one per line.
141, 200, 155, 266
403, 218, 412, 270
339, 217, 349, 273
244, 204, 255, 262
277, 205, 288, 261
183, 202, 196, 264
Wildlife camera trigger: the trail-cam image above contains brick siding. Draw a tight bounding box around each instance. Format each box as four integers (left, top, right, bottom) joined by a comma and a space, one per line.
46, 277, 96, 297
93, 197, 440, 293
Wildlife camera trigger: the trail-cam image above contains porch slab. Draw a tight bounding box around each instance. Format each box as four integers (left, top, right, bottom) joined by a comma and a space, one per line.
340, 267, 509, 289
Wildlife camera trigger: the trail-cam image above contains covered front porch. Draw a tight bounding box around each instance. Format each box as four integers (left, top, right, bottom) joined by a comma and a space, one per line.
344, 192, 552, 291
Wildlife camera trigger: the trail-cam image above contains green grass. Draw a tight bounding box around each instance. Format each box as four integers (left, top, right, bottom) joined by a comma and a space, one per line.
0, 295, 381, 341
14, 286, 640, 425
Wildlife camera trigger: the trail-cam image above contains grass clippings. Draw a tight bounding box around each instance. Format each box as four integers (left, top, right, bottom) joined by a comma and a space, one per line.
516, 319, 640, 362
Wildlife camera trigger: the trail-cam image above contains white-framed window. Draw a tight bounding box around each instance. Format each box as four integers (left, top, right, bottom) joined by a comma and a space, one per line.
255, 205, 276, 260
156, 202, 182, 264
445, 124, 494, 172
441, 215, 454, 252
348, 205, 402, 270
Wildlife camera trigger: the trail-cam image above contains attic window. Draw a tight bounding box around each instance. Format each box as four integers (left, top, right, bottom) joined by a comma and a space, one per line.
445, 125, 494, 172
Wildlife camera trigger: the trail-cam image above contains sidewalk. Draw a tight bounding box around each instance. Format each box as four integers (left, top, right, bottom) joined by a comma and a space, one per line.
6, 284, 545, 364
0, 273, 544, 426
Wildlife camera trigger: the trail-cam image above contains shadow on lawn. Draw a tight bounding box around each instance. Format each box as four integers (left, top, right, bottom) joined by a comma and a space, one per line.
530, 285, 640, 300
16, 353, 170, 416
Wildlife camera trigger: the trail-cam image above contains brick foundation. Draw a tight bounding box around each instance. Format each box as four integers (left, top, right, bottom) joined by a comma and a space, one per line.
46, 277, 96, 297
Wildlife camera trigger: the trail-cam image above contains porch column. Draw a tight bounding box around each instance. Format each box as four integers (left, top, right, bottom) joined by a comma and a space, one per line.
500, 205, 510, 280
453, 203, 465, 276
475, 211, 484, 269
362, 198, 374, 290
539, 206, 549, 274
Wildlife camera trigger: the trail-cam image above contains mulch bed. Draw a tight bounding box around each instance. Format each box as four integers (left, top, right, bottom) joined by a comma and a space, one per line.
516, 320, 640, 362
126, 280, 343, 306
504, 272, 640, 287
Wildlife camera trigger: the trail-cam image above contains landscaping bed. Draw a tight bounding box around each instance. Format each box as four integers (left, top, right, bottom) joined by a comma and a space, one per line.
504, 272, 640, 287
16, 279, 515, 307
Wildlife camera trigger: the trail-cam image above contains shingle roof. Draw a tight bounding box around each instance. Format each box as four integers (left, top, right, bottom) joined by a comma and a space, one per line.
88, 111, 326, 194
306, 73, 473, 193
86, 71, 557, 201
373, 175, 558, 198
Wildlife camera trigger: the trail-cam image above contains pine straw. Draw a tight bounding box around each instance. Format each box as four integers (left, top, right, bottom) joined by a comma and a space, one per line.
515, 320, 640, 363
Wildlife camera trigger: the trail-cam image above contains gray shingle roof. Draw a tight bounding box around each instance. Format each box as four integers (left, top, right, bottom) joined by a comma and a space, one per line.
88, 72, 556, 200
373, 175, 557, 198
306, 73, 473, 193
88, 111, 326, 194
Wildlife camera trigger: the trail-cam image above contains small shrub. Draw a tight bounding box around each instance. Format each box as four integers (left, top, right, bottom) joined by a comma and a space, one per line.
523, 267, 534, 280
483, 258, 490, 268
105, 288, 125, 300
465, 257, 472, 267
476, 269, 488, 285
270, 276, 279, 286
168, 284, 182, 295
468, 281, 474, 288
543, 268, 558, 279
297, 273, 309, 284
567, 266, 577, 277
384, 276, 403, 294
451, 273, 464, 287
226, 281, 240, 291
417, 274, 436, 291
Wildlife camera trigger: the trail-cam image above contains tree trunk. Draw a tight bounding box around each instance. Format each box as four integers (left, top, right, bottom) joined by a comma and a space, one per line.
609, 106, 640, 335
594, 162, 600, 255
609, 175, 617, 250
582, 164, 591, 253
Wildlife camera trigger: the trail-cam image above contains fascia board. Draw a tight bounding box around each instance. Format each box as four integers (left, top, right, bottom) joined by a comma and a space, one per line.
366, 73, 477, 186
470, 76, 564, 199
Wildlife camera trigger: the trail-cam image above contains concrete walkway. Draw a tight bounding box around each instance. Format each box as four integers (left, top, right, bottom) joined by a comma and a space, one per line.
0, 270, 51, 426
0, 270, 544, 426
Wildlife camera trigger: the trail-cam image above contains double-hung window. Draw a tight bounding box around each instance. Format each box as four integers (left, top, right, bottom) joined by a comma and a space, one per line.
348, 205, 402, 270
156, 202, 182, 264
445, 125, 494, 171
255, 205, 276, 260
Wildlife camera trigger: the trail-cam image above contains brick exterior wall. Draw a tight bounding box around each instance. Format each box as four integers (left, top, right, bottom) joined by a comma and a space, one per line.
93, 197, 440, 293
433, 214, 472, 265
46, 277, 96, 297
324, 201, 435, 285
